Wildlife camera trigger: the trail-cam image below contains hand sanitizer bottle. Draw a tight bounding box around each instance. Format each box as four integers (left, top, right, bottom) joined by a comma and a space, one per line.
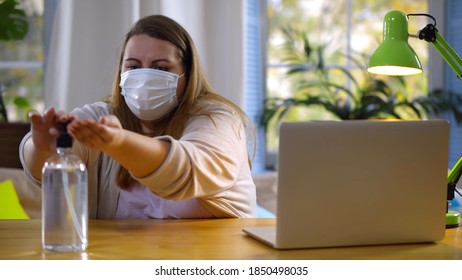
42, 123, 88, 252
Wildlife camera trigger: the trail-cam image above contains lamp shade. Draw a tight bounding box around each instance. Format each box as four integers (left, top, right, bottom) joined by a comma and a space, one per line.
367, 10, 423, 76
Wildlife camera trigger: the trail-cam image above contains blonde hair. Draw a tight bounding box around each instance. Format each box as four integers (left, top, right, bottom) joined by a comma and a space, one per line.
108, 15, 255, 188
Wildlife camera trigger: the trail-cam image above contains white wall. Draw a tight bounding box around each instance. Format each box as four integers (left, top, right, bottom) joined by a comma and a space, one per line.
428, 0, 445, 91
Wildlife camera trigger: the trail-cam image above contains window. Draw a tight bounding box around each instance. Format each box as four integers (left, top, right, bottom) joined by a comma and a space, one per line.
246, 0, 267, 173
264, 0, 429, 169
445, 0, 462, 168
0, 0, 44, 121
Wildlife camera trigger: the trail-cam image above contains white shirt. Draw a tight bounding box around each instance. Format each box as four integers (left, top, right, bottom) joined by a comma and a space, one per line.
115, 183, 214, 219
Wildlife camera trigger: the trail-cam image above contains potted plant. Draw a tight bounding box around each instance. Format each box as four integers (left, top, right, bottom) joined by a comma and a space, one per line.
262, 27, 462, 130
0, 0, 31, 168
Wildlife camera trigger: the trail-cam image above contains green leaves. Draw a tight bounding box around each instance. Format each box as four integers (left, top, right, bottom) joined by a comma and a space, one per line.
262, 26, 462, 129
0, 0, 29, 41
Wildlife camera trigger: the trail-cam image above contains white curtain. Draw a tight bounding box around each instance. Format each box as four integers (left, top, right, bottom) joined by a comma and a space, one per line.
45, 0, 245, 112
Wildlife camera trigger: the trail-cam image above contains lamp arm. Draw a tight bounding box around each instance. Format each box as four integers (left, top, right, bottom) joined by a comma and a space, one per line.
418, 24, 462, 80
448, 156, 462, 201
434, 32, 462, 80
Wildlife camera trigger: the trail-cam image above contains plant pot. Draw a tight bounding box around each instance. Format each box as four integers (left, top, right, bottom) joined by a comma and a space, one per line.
0, 122, 30, 169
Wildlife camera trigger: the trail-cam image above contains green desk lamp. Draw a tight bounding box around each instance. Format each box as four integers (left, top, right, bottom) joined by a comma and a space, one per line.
367, 10, 462, 79
367, 10, 462, 228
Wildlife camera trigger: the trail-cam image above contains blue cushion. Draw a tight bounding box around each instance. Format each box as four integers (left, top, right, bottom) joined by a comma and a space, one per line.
257, 204, 276, 218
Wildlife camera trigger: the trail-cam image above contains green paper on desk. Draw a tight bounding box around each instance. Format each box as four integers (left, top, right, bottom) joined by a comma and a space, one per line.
0, 179, 30, 219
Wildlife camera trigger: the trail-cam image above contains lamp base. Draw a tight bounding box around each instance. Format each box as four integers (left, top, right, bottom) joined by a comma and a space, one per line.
446, 210, 460, 228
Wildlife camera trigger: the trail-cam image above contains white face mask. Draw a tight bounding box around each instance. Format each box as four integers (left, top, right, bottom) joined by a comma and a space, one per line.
119, 68, 183, 121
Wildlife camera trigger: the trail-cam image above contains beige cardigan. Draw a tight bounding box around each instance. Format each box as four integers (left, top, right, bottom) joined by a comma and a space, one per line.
20, 101, 257, 218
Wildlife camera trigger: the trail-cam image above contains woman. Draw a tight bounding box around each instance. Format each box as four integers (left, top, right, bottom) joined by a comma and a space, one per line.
20, 15, 257, 219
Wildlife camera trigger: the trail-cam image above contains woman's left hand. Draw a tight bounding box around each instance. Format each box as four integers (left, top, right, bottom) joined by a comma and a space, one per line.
68, 115, 125, 152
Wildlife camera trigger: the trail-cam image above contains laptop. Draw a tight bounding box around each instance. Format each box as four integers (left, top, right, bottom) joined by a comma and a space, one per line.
244, 120, 450, 249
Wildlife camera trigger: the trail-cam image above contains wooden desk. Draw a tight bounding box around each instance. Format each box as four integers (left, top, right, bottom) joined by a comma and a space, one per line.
1, 218, 461, 260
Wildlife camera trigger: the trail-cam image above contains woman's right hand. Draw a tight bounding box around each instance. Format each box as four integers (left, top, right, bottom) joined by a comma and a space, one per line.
28, 107, 76, 152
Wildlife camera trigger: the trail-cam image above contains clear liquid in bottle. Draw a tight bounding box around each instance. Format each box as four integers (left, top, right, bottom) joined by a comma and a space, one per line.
42, 123, 88, 252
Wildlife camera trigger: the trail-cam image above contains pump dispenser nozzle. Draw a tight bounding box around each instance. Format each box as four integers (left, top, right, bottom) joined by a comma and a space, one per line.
57, 122, 72, 148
